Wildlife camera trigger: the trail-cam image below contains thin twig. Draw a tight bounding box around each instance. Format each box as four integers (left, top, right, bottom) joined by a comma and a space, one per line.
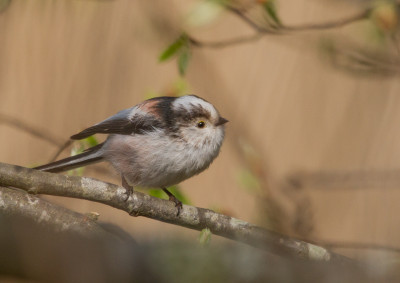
321, 241, 400, 254
282, 10, 369, 32
0, 113, 76, 163
188, 34, 262, 48
0, 113, 64, 146
189, 5, 371, 49
0, 162, 353, 264
49, 139, 74, 162
287, 170, 400, 190
391, 32, 400, 57
225, 6, 276, 33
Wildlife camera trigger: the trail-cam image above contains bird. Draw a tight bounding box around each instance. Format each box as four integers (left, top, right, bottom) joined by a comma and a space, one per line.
35, 95, 228, 216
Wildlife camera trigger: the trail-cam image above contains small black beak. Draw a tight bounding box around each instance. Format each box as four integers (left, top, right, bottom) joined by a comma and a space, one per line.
216, 117, 229, 126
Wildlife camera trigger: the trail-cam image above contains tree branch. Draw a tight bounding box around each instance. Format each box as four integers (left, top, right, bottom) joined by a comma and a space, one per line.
0, 113, 73, 162
283, 10, 369, 32
188, 5, 372, 48
0, 113, 64, 147
49, 140, 74, 162
0, 162, 353, 264
0, 186, 116, 238
225, 6, 276, 33
188, 34, 263, 48
321, 241, 400, 254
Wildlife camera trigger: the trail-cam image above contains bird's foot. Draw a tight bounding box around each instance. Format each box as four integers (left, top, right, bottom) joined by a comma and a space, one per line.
163, 188, 183, 216
122, 176, 134, 202
169, 196, 183, 217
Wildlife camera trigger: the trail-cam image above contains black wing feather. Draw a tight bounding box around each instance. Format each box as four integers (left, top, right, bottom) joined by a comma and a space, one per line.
71, 118, 134, 140
34, 143, 105, 172
70, 108, 163, 140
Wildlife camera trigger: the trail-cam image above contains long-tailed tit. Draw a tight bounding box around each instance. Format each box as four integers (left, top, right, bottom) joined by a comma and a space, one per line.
35, 95, 228, 215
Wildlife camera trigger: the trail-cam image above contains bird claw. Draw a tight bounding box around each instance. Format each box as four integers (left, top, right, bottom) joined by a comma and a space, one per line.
163, 188, 183, 216
124, 189, 132, 202
168, 196, 183, 216
122, 176, 134, 202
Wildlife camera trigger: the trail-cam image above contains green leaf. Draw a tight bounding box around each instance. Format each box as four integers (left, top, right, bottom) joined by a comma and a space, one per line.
168, 185, 191, 205
148, 188, 165, 199
178, 48, 191, 76
0, 0, 11, 13
370, 0, 398, 33
159, 35, 187, 62
67, 145, 86, 176
262, 0, 282, 26
186, 0, 224, 27
84, 136, 99, 147
173, 77, 191, 96
144, 91, 161, 100
237, 169, 261, 194
319, 38, 336, 55
70, 144, 85, 156
198, 228, 212, 246
148, 185, 191, 205
67, 167, 84, 176
159, 34, 192, 76
66, 138, 98, 176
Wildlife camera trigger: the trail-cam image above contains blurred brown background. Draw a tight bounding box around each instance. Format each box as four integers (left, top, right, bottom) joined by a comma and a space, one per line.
1, 0, 400, 261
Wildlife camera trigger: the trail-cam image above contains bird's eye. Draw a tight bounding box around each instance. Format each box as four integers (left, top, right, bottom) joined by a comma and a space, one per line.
197, 121, 206, 128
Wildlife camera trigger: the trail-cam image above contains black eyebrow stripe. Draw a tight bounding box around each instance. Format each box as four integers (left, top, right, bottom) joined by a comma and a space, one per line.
174, 104, 211, 121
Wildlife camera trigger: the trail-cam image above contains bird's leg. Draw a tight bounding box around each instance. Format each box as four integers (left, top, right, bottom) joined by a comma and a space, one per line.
122, 175, 134, 201
162, 188, 183, 216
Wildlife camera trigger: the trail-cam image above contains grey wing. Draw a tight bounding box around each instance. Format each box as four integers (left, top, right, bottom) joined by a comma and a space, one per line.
70, 107, 162, 140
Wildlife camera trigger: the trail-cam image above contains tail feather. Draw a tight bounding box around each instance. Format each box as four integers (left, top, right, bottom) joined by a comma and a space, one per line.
34, 143, 105, 173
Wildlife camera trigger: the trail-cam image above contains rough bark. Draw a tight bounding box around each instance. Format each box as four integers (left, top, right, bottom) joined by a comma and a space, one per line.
0, 162, 353, 264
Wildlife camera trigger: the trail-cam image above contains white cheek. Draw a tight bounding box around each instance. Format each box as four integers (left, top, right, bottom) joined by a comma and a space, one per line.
185, 127, 210, 146
184, 126, 224, 150
211, 127, 225, 150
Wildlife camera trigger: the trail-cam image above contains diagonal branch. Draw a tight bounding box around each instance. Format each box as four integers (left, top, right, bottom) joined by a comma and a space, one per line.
0, 113, 73, 162
283, 10, 369, 32
0, 186, 116, 238
188, 34, 263, 48
0, 113, 64, 147
0, 162, 353, 264
227, 5, 370, 33
188, 5, 372, 48
225, 6, 276, 33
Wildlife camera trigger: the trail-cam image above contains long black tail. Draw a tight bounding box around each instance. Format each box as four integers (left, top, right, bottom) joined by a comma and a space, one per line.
34, 143, 105, 173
